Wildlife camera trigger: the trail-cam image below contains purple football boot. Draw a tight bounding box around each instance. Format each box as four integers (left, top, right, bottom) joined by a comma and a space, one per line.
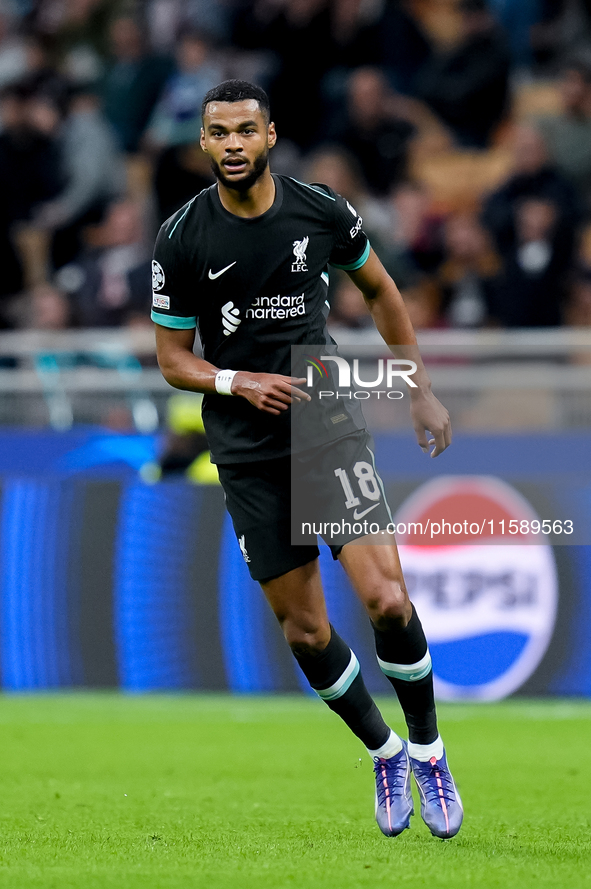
373, 742, 414, 837
410, 750, 463, 839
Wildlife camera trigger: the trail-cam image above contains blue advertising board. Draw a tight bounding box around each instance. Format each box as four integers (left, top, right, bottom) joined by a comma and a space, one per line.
0, 428, 588, 697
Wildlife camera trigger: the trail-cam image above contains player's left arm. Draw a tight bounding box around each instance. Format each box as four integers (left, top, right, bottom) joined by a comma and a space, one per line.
347, 248, 452, 457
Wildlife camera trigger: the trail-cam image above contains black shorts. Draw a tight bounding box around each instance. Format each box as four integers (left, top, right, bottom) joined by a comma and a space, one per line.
217, 430, 393, 582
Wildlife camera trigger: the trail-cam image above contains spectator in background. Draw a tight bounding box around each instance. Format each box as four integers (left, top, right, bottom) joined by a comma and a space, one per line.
302, 145, 391, 243
414, 0, 510, 147
147, 0, 232, 49
387, 181, 444, 277
154, 141, 213, 223
329, 262, 440, 333
23, 283, 72, 330
144, 30, 221, 150
380, 0, 431, 95
437, 213, 500, 327
482, 124, 579, 326
482, 123, 580, 253
531, 0, 591, 69
487, 0, 541, 69
0, 8, 30, 90
0, 83, 61, 301
16, 33, 71, 109
146, 0, 186, 53
232, 0, 332, 150
31, 86, 126, 270
30, 0, 117, 85
329, 67, 416, 194
399, 276, 441, 330
100, 14, 173, 152
303, 144, 365, 202
183, 0, 232, 45
537, 62, 591, 203
327, 0, 381, 71
319, 0, 384, 127
58, 199, 150, 327
328, 271, 372, 330
488, 197, 571, 326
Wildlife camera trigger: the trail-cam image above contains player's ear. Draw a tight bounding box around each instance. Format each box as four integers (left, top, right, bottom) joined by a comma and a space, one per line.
268, 121, 277, 149
200, 127, 207, 152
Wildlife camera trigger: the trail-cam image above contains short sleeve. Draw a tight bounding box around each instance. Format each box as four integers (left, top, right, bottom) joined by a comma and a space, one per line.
328, 191, 371, 271
151, 207, 197, 329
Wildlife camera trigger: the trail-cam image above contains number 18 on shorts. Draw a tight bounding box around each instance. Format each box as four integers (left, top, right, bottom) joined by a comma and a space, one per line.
291, 430, 394, 549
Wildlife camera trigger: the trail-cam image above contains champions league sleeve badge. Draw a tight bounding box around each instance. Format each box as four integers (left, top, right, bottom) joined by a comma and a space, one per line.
152, 260, 165, 292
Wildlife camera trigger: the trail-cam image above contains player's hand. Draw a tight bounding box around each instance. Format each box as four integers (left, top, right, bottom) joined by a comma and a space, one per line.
231, 372, 311, 415
410, 389, 452, 457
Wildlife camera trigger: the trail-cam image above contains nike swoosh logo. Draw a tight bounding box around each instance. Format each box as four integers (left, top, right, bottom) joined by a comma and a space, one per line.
353, 503, 380, 520
208, 262, 236, 280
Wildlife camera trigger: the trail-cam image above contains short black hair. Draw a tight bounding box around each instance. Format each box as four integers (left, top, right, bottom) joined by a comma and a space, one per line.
201, 80, 271, 124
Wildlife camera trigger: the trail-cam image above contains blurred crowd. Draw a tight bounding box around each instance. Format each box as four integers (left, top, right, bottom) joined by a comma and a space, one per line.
2, 0, 591, 333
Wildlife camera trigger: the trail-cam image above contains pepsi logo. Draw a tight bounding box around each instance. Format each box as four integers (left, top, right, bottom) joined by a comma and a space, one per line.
395, 476, 558, 700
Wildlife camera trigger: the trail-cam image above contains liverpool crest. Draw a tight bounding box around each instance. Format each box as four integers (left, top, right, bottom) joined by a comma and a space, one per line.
291, 236, 309, 272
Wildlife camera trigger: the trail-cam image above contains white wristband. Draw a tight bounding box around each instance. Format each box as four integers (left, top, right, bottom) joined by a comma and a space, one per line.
215, 369, 238, 396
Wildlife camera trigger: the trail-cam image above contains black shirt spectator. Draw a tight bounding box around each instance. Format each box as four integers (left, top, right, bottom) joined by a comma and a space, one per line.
380, 0, 431, 95
61, 200, 150, 326
482, 125, 580, 254
482, 126, 580, 327
232, 0, 333, 149
0, 84, 61, 298
327, 0, 382, 71
414, 0, 509, 147
329, 67, 415, 195
154, 143, 214, 224
488, 198, 571, 327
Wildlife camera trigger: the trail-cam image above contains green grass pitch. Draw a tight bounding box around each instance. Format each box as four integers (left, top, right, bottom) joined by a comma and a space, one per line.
0, 694, 589, 888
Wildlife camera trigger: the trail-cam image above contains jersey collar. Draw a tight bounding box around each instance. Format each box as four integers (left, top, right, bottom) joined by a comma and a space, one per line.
211, 174, 284, 225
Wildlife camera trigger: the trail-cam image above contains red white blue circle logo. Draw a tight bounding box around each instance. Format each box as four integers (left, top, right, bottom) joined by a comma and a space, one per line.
395, 476, 558, 700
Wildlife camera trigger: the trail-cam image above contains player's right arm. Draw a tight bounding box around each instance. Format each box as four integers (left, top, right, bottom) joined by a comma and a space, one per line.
152, 210, 308, 415
155, 325, 309, 416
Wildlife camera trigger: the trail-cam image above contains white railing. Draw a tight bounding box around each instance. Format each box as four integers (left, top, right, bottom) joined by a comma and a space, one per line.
0, 326, 590, 359
0, 328, 157, 357
0, 327, 588, 429
332, 326, 591, 357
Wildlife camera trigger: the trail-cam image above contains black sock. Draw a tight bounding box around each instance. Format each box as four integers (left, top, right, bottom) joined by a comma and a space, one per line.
372, 605, 438, 745
293, 625, 391, 750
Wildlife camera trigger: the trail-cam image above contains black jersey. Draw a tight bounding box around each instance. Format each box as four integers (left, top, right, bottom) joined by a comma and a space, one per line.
152, 174, 371, 464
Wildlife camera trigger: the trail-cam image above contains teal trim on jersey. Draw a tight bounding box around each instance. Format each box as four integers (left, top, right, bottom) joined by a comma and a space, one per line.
290, 178, 336, 200
151, 311, 196, 329
378, 651, 432, 682
331, 240, 371, 271
321, 271, 329, 286
168, 197, 196, 239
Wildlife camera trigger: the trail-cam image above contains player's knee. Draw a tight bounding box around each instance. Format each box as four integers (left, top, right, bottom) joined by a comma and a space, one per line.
283, 619, 331, 656
367, 582, 410, 629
